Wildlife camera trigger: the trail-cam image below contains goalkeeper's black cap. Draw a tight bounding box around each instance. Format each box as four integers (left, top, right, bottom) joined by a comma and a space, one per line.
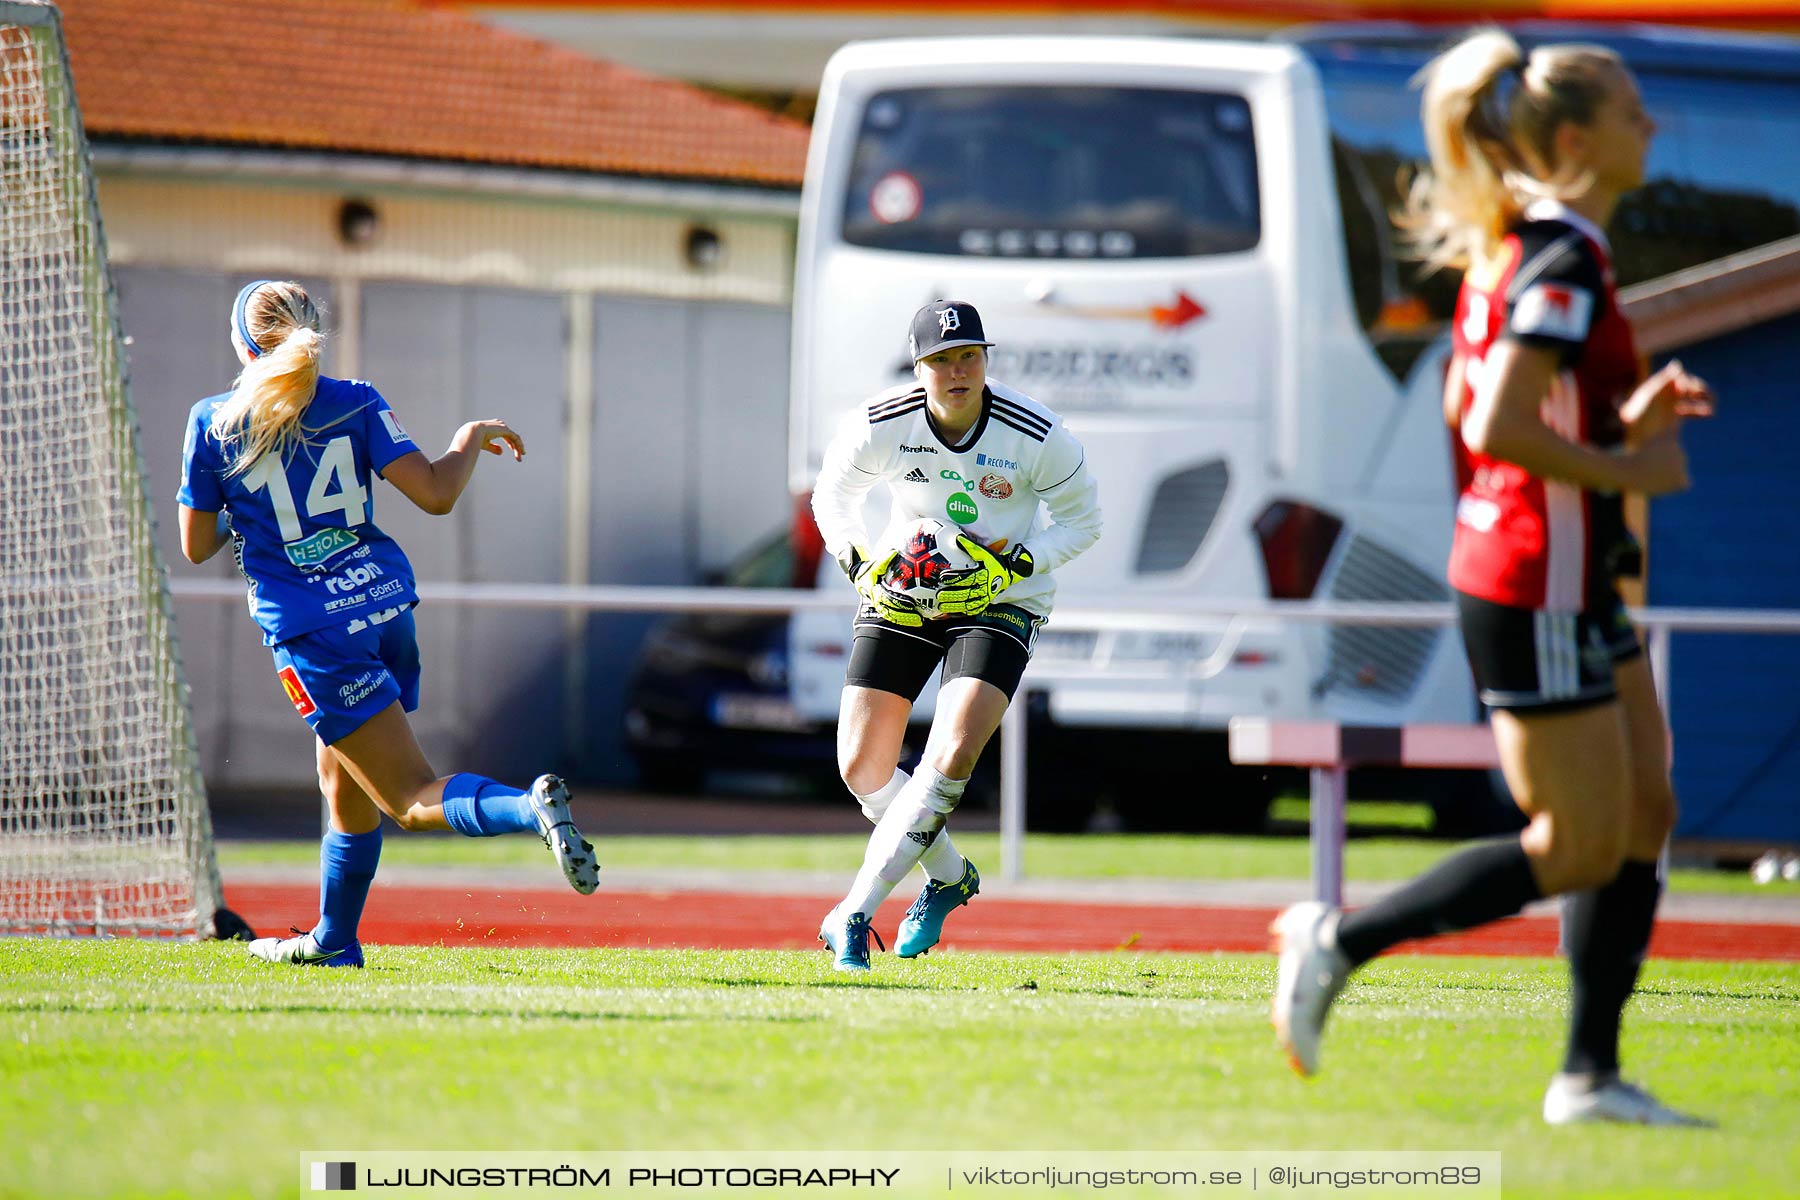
908, 300, 993, 361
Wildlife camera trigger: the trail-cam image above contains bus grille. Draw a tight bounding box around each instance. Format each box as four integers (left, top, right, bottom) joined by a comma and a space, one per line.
1323, 535, 1447, 701
1134, 460, 1229, 575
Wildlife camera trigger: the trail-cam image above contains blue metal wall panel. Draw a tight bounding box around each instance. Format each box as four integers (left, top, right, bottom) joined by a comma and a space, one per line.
1646, 312, 1800, 842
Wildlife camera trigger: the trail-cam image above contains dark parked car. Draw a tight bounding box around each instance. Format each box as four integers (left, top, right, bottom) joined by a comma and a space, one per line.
623, 519, 842, 793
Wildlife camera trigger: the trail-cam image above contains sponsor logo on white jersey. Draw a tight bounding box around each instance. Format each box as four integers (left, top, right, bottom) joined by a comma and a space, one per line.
1511, 283, 1593, 341
902, 467, 930, 484
976, 452, 1019, 470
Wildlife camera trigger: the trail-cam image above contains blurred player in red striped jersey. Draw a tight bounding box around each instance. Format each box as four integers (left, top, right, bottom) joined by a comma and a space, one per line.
1271, 28, 1717, 1126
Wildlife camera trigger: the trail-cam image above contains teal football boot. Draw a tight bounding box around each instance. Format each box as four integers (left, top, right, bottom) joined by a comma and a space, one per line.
895, 858, 980, 958
818, 908, 883, 972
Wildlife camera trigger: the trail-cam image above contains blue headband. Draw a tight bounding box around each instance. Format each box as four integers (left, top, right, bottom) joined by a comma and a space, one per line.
232, 279, 278, 358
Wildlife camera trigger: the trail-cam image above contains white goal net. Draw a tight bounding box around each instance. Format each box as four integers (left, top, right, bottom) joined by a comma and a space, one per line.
0, 1, 230, 938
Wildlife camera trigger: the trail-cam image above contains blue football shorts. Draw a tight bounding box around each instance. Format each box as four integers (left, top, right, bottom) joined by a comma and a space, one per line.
269, 605, 421, 745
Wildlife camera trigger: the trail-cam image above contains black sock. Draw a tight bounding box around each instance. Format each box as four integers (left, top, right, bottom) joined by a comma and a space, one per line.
1562, 859, 1661, 1077
1335, 838, 1543, 967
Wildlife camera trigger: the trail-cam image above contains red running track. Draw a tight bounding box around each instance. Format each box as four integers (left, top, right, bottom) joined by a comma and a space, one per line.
222, 882, 1800, 962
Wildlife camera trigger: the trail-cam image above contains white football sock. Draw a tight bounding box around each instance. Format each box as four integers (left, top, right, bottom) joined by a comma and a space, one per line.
855, 766, 964, 884
842, 766, 968, 916
854, 768, 909, 823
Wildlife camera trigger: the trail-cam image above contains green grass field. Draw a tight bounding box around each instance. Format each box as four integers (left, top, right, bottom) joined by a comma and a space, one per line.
219, 831, 1800, 896
3, 940, 1796, 1198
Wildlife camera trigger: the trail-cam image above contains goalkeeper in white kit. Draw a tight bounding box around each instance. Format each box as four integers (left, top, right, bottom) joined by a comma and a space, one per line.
812, 300, 1102, 971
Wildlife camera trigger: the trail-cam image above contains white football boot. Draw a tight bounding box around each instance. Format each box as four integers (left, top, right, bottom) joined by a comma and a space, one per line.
527, 774, 599, 895
247, 929, 364, 968
1542, 1074, 1714, 1127
1271, 901, 1351, 1077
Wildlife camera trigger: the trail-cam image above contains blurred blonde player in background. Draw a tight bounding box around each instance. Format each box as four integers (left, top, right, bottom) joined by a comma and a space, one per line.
1270, 31, 1716, 1125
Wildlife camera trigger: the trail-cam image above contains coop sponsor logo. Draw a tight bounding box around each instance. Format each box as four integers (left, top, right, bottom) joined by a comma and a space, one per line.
278, 666, 318, 718
977, 473, 1012, 499
284, 527, 360, 569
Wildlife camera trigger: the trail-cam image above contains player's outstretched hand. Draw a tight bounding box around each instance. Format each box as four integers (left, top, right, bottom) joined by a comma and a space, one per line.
456, 419, 526, 461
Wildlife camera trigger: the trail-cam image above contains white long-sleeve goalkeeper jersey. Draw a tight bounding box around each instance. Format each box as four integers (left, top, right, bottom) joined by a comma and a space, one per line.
812, 378, 1102, 618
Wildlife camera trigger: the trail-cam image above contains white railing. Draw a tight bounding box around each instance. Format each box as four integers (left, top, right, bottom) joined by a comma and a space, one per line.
167, 577, 1800, 881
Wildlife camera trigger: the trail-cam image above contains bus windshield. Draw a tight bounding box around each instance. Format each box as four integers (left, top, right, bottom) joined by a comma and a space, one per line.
840, 85, 1260, 259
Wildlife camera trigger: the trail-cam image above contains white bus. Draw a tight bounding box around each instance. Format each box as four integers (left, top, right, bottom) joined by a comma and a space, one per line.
783, 28, 1800, 828
786, 35, 1471, 825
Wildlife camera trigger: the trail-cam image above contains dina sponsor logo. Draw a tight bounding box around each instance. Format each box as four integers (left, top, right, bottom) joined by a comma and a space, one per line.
978, 473, 1012, 499
945, 493, 979, 525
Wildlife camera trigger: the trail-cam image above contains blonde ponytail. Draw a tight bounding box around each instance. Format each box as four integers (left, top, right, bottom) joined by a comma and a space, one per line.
1398, 30, 1624, 272
1399, 29, 1531, 271
210, 282, 324, 476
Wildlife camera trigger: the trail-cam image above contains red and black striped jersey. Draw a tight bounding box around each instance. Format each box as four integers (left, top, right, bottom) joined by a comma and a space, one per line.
1446, 201, 1642, 611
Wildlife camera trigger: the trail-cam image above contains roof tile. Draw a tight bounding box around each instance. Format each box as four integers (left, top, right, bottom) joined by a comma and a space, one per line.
56, 0, 808, 186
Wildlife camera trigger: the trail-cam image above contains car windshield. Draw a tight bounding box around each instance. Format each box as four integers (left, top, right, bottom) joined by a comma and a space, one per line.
841, 85, 1261, 259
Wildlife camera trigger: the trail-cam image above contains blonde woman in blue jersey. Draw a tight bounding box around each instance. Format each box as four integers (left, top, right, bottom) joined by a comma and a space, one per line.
812, 301, 1102, 971
177, 280, 598, 968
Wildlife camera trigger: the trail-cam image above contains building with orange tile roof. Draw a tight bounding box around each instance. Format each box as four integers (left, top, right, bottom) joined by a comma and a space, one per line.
22, 0, 810, 791
64, 0, 807, 185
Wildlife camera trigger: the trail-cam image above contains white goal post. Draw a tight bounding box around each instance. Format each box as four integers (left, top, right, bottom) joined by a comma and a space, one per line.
0, 1, 241, 939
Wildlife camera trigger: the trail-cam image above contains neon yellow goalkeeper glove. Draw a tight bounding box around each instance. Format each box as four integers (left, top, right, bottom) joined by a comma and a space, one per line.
837, 544, 924, 628
937, 537, 1035, 616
